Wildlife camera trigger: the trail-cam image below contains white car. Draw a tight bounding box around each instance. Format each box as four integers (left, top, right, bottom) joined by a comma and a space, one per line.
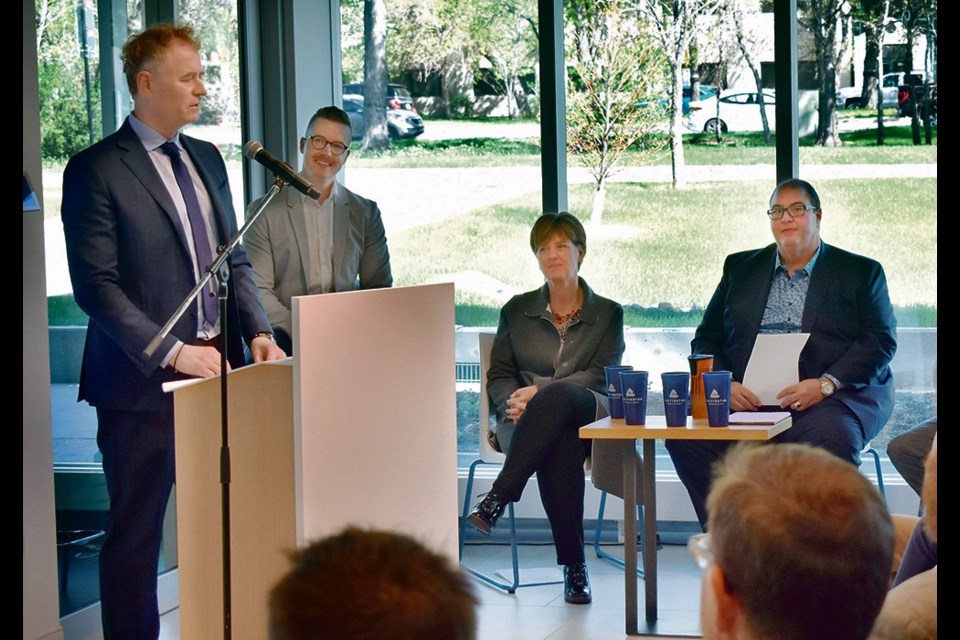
836, 72, 916, 109
687, 89, 777, 134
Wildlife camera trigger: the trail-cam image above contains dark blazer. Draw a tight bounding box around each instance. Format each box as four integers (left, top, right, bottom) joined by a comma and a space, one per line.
692, 242, 897, 439
61, 118, 272, 412
488, 278, 625, 447
244, 184, 392, 337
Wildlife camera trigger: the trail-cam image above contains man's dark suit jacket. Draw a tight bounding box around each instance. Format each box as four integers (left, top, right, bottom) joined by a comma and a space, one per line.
62, 118, 272, 411
692, 242, 897, 440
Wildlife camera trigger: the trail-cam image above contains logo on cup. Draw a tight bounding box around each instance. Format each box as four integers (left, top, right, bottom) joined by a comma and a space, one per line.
709, 389, 720, 399
625, 388, 636, 398
608, 383, 616, 394
668, 390, 680, 399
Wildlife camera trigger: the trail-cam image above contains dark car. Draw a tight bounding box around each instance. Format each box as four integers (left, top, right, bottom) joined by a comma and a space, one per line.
898, 82, 937, 123
343, 83, 417, 112
343, 95, 425, 140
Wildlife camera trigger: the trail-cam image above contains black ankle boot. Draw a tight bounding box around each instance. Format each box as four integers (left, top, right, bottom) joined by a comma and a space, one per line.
466, 490, 507, 536
563, 562, 592, 604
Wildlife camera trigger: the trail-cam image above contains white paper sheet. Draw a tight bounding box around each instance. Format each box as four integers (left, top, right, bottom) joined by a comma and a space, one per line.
742, 333, 810, 405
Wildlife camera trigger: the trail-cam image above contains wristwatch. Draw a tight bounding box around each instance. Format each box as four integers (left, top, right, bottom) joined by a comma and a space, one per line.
253, 331, 277, 344
819, 375, 836, 397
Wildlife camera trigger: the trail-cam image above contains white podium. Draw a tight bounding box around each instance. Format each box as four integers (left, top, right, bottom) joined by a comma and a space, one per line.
171, 283, 458, 637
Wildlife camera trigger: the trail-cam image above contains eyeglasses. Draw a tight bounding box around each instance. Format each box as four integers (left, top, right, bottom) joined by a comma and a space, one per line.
766, 203, 815, 219
687, 533, 713, 570
303, 135, 350, 156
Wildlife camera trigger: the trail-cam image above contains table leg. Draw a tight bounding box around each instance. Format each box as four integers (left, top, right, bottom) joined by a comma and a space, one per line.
623, 442, 638, 634
643, 439, 658, 622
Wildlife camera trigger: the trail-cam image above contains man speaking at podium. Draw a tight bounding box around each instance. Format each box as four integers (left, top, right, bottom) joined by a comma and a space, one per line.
244, 105, 393, 356
61, 24, 284, 638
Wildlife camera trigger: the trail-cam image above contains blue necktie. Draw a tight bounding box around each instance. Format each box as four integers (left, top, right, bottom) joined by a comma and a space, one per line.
160, 141, 219, 325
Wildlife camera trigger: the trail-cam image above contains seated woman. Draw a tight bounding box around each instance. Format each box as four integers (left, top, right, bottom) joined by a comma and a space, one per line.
466, 212, 624, 604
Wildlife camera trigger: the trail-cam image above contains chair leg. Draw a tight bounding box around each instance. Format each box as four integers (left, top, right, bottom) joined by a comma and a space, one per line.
460, 459, 562, 593
593, 490, 645, 578
459, 459, 483, 561
863, 447, 886, 502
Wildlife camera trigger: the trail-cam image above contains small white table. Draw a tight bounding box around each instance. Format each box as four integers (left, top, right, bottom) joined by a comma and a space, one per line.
580, 414, 792, 636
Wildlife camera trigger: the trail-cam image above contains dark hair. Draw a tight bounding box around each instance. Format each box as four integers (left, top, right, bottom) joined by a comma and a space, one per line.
269, 527, 477, 640
529, 212, 587, 265
306, 105, 353, 135
121, 24, 200, 95
708, 444, 894, 640
770, 178, 821, 209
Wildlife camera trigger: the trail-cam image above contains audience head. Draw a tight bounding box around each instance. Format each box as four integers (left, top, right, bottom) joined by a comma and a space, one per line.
529, 212, 587, 267
700, 443, 894, 640
269, 527, 477, 640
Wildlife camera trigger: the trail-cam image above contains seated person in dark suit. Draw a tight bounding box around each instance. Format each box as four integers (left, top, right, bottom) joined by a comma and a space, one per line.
269, 527, 477, 640
245, 106, 392, 355
695, 443, 894, 640
668, 178, 897, 528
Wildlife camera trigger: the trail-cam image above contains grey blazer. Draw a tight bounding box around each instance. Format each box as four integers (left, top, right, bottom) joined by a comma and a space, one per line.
487, 277, 642, 499
244, 184, 392, 336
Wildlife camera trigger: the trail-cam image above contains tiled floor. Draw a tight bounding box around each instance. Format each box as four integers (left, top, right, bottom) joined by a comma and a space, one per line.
160, 539, 704, 639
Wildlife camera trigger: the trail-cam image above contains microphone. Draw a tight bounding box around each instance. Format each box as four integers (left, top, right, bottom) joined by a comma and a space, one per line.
243, 141, 321, 200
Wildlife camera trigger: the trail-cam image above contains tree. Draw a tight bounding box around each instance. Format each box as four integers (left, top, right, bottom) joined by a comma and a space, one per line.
638, 0, 723, 189
388, 0, 476, 118
36, 0, 102, 161
362, 0, 390, 152
476, 0, 539, 119
803, 0, 849, 146
180, 0, 241, 126
724, 0, 772, 145
567, 1, 668, 223
848, 0, 888, 109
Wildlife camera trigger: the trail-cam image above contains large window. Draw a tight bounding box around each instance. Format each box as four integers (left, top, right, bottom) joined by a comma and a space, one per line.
38, 0, 242, 616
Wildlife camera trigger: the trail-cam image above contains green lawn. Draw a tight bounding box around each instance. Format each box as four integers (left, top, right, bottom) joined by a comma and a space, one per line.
350, 125, 936, 168
391, 179, 937, 327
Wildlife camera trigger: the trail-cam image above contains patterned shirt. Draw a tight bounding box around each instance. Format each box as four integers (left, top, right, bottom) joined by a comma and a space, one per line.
759, 243, 821, 334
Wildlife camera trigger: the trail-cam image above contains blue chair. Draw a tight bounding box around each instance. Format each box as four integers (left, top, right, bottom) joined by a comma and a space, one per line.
863, 446, 886, 501
459, 333, 649, 591
458, 333, 562, 592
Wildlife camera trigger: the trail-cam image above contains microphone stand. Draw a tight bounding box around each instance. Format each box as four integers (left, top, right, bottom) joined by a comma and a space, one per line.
143, 175, 288, 640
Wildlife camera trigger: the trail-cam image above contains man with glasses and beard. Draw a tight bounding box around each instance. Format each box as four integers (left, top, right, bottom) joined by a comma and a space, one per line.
245, 106, 393, 355
668, 178, 897, 529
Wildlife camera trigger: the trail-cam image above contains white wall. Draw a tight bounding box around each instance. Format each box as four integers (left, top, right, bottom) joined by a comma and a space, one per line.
23, 0, 65, 636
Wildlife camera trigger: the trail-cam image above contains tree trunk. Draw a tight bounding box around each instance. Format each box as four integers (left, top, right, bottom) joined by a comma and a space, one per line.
669, 62, 686, 190
816, 48, 841, 146
361, 0, 390, 152
859, 24, 881, 109
591, 176, 606, 225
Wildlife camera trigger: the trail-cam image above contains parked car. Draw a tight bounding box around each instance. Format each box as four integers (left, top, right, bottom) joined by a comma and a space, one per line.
898, 82, 937, 123
343, 82, 417, 112
687, 89, 776, 134
650, 84, 718, 114
682, 84, 717, 114
836, 71, 924, 109
343, 95, 425, 140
